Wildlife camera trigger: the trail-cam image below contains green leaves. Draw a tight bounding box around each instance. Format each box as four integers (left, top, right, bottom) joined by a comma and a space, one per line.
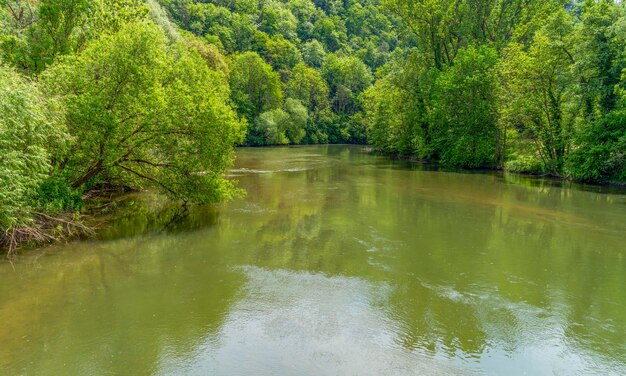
286, 63, 330, 114
322, 53, 372, 115
499, 10, 579, 174
567, 110, 626, 182
229, 51, 283, 124
431, 45, 500, 168
364, 51, 435, 157
250, 99, 308, 146
0, 65, 66, 229
264, 36, 302, 72
41, 21, 244, 204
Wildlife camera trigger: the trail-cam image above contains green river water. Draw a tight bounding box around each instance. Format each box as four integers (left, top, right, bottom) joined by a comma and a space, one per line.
1, 145, 625, 375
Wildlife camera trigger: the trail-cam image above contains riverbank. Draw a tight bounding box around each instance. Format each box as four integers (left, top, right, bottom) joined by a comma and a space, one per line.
1, 213, 95, 255
3, 144, 624, 254
0, 187, 131, 255
364, 147, 626, 187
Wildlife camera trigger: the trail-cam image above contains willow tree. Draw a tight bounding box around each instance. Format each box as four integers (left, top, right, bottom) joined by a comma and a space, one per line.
42, 21, 245, 203
0, 65, 65, 230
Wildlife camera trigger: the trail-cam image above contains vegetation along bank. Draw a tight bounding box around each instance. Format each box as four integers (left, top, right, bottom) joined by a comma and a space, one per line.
1, 0, 624, 251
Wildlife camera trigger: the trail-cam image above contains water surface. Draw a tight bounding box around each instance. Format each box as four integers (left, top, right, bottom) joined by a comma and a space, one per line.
1, 145, 625, 375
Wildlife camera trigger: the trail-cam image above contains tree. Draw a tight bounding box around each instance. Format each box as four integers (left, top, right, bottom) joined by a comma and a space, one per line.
258, 0, 298, 41
431, 45, 500, 168
182, 33, 229, 77
283, 98, 308, 144
301, 39, 327, 68
229, 51, 283, 123
0, 0, 90, 73
231, 13, 268, 53
264, 36, 302, 72
322, 53, 372, 115
499, 10, 579, 174
91, 0, 149, 36
364, 51, 436, 156
286, 0, 323, 40
567, 110, 626, 182
382, 0, 465, 69
249, 98, 308, 145
312, 16, 347, 52
42, 21, 245, 203
0, 65, 66, 230
0, 0, 149, 74
286, 63, 330, 114
575, 0, 624, 119
250, 109, 290, 145
382, 0, 561, 68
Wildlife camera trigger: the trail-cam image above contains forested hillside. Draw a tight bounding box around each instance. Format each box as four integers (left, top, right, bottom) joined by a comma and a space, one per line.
158, 0, 400, 145
158, 0, 625, 184
0, 0, 625, 250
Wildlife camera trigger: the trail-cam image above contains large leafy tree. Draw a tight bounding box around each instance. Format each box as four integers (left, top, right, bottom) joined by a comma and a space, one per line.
382, 0, 561, 68
286, 63, 330, 114
42, 21, 245, 203
575, 0, 624, 119
567, 109, 626, 182
229, 51, 283, 123
499, 10, 579, 174
250, 99, 308, 145
431, 45, 500, 168
301, 39, 327, 68
259, 0, 298, 42
0, 0, 148, 74
0, 0, 90, 73
264, 36, 302, 73
364, 51, 436, 156
322, 53, 372, 115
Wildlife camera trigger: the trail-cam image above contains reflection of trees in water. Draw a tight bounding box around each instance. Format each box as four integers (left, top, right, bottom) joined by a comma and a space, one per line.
97, 194, 222, 240
377, 173, 626, 363
230, 149, 626, 364
0, 234, 244, 374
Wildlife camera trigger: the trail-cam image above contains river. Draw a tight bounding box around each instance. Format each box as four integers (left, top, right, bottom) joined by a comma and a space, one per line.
1, 145, 625, 375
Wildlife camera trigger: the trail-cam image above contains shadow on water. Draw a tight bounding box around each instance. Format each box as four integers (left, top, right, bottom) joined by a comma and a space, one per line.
95, 193, 224, 241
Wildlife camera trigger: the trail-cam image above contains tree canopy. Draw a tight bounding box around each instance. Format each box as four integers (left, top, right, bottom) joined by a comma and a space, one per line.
367, 0, 626, 181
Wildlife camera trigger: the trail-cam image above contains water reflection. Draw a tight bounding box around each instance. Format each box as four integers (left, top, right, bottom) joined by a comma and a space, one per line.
1, 145, 625, 375
157, 266, 467, 376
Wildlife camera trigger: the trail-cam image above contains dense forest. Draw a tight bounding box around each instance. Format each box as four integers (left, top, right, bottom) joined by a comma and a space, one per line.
0, 0, 625, 249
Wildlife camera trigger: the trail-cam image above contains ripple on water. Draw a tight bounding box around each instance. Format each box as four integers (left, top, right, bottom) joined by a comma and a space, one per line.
407, 281, 626, 375
156, 266, 470, 376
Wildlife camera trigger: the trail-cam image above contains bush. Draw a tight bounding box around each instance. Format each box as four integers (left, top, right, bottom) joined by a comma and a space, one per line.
505, 155, 545, 174
567, 111, 626, 182
0, 65, 65, 230
32, 178, 83, 214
